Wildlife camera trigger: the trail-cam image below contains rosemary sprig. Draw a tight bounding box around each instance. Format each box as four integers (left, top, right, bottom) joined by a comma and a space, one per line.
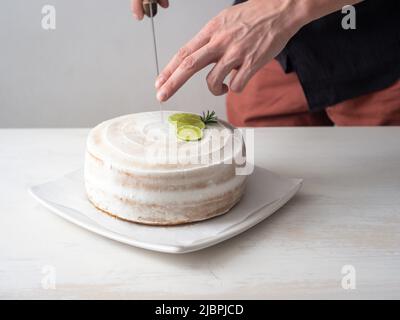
200, 110, 218, 125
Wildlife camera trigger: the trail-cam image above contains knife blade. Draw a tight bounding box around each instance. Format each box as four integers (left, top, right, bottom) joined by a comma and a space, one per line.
146, 1, 160, 77
143, 0, 163, 120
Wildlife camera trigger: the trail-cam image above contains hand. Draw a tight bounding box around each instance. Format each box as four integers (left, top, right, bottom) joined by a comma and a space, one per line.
155, 0, 305, 102
131, 0, 169, 20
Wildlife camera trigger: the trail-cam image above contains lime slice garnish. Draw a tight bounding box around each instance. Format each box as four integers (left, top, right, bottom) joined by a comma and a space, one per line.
176, 118, 206, 130
168, 113, 201, 125
177, 125, 203, 141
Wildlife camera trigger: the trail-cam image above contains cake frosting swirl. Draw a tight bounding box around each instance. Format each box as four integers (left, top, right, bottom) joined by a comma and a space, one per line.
84, 111, 248, 225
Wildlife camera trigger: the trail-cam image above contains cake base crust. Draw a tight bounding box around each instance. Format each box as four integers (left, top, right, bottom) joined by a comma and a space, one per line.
88, 188, 245, 226
87, 183, 246, 227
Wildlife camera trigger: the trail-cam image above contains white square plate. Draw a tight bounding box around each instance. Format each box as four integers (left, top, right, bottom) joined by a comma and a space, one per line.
30, 167, 302, 254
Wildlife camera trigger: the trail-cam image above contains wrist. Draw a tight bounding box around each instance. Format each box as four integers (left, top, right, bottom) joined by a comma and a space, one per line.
277, 0, 312, 37
250, 0, 309, 36
294, 0, 364, 25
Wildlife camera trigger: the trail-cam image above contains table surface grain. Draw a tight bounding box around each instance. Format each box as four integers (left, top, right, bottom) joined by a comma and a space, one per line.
1, 127, 399, 299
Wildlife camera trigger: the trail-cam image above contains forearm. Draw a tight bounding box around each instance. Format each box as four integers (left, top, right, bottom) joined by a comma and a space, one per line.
246, 0, 363, 39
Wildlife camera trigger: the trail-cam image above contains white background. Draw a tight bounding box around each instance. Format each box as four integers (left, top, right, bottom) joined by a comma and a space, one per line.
0, 0, 232, 128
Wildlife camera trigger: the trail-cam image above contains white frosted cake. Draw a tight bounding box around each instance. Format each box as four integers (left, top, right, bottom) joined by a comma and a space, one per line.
84, 111, 248, 225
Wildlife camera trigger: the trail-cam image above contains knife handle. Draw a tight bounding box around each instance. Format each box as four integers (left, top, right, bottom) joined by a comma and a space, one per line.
143, 0, 158, 17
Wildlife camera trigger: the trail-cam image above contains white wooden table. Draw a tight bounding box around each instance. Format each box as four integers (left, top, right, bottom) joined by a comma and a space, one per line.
1, 128, 399, 299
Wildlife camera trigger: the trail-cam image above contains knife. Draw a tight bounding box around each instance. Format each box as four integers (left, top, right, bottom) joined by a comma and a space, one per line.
143, 0, 164, 121
143, 0, 160, 77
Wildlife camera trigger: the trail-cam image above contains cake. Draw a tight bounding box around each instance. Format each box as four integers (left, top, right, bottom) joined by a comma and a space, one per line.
84, 111, 248, 225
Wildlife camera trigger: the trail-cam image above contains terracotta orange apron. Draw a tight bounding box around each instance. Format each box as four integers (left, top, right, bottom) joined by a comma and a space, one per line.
227, 60, 400, 127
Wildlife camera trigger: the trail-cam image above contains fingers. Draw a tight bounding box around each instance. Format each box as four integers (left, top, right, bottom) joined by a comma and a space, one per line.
158, 0, 169, 8
206, 56, 241, 96
157, 45, 220, 102
229, 61, 257, 93
155, 30, 212, 90
131, 0, 169, 20
131, 0, 144, 20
